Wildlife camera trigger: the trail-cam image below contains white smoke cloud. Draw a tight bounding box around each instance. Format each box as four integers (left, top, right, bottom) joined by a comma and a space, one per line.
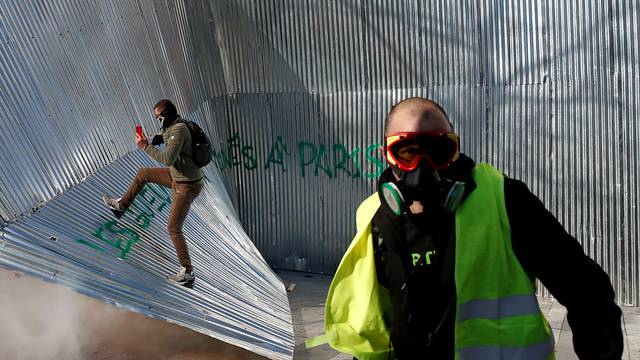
0, 270, 86, 360
0, 269, 266, 360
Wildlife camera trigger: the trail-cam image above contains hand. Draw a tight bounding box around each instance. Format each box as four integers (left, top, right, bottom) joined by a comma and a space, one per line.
151, 134, 164, 146
135, 132, 149, 149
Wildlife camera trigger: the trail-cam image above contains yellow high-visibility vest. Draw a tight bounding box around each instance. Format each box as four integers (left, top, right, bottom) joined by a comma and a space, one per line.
308, 163, 554, 360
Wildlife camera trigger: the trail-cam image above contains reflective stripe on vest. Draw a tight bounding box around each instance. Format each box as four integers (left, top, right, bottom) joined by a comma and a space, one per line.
458, 294, 540, 322
315, 163, 554, 360
459, 337, 555, 360
455, 163, 554, 359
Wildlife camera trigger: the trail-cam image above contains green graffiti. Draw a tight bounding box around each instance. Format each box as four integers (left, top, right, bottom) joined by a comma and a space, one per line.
227, 132, 241, 167
212, 149, 229, 170
350, 147, 363, 177
127, 186, 170, 229
298, 141, 316, 177
332, 144, 351, 177
212, 132, 249, 171
265, 136, 290, 172
77, 220, 141, 261
213, 132, 385, 181
299, 142, 365, 179
133, 208, 153, 229
332, 144, 362, 178
138, 185, 171, 213
314, 144, 332, 178
241, 145, 257, 170
363, 143, 384, 178
92, 220, 140, 260
77, 184, 170, 260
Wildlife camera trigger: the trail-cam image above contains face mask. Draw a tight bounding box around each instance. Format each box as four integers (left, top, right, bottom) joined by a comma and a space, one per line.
156, 108, 173, 130
381, 160, 465, 216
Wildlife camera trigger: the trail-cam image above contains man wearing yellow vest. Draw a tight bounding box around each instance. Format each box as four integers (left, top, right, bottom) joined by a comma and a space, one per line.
312, 97, 623, 359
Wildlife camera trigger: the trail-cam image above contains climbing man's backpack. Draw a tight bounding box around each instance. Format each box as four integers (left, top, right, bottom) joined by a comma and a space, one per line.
180, 119, 213, 168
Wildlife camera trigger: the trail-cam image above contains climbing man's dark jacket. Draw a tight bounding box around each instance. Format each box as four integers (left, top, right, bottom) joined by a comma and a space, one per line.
372, 154, 623, 359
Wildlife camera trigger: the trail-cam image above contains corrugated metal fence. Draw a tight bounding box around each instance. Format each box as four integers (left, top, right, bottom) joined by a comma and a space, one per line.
0, 0, 638, 330
208, 1, 640, 306
0, 1, 292, 359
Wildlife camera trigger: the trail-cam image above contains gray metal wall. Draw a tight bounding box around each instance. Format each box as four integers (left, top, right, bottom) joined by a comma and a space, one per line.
1, 0, 638, 322
209, 1, 640, 306
0, 1, 292, 358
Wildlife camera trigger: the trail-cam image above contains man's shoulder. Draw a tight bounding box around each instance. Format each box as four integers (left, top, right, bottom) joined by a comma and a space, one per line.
171, 121, 189, 130
357, 193, 380, 212
355, 193, 381, 231
503, 177, 532, 196
167, 121, 190, 136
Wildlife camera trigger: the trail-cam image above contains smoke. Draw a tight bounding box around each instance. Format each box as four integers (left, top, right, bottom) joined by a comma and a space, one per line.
0, 269, 87, 360
0, 269, 266, 360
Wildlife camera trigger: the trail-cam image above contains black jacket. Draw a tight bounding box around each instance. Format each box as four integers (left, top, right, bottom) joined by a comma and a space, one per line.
372, 155, 623, 359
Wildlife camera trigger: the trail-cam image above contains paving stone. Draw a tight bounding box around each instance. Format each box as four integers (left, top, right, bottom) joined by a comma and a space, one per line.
552, 328, 561, 346
624, 307, 640, 315
623, 336, 630, 360
538, 302, 552, 316
626, 312, 640, 336
555, 330, 579, 360
329, 353, 353, 360
627, 335, 640, 360
547, 303, 567, 330
280, 270, 635, 360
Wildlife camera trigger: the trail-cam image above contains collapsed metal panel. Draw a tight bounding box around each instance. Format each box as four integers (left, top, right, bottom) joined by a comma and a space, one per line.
0, 152, 292, 358
0, 0, 293, 358
209, 1, 640, 305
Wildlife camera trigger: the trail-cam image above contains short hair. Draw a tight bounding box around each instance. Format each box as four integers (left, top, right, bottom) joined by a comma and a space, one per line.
154, 99, 178, 119
384, 97, 453, 135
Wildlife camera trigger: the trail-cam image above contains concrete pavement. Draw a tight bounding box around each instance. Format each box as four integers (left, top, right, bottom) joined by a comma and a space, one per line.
2, 267, 635, 359
279, 270, 640, 360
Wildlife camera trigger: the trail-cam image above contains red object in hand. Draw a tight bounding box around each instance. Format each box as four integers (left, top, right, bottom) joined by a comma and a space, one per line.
135, 124, 143, 137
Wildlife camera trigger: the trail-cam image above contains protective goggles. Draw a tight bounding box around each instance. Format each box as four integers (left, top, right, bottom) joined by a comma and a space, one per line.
385, 131, 460, 171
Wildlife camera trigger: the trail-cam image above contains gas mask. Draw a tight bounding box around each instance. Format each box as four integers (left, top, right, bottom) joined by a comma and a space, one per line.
381, 131, 465, 216
381, 162, 465, 216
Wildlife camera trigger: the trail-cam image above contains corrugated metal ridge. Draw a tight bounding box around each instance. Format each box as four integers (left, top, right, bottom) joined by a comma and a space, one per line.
0, 150, 293, 359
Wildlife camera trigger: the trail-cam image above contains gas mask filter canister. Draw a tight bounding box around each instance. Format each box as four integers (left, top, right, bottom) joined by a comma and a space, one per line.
380, 168, 466, 216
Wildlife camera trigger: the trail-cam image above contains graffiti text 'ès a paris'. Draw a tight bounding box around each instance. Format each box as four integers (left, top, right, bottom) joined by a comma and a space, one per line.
212, 133, 385, 179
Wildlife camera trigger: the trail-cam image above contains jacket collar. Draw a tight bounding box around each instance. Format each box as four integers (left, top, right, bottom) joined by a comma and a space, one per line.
161, 116, 180, 131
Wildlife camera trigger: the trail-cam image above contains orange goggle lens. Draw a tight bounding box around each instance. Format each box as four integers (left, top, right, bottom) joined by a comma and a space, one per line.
385, 132, 460, 171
